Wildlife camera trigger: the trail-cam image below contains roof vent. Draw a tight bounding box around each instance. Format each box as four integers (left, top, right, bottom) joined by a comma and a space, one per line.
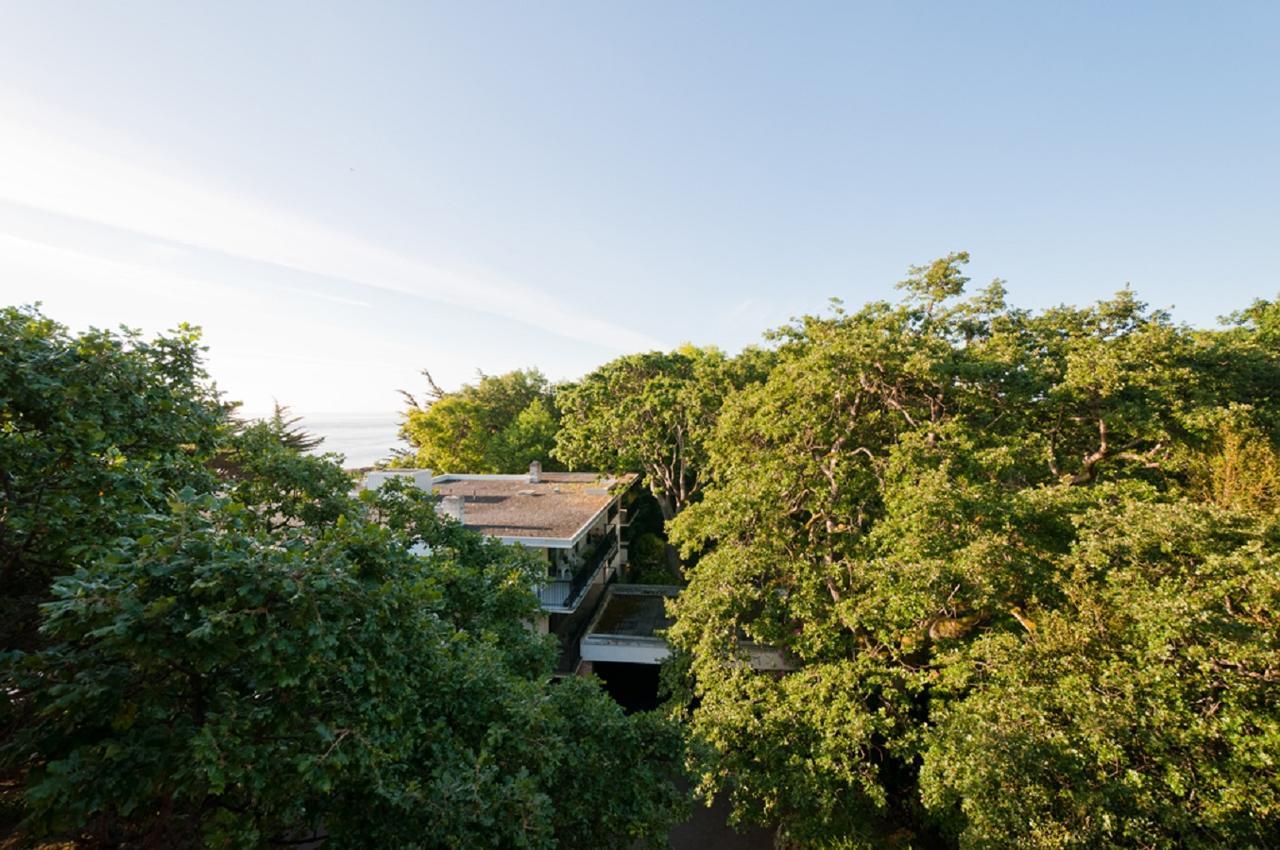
529, 460, 541, 483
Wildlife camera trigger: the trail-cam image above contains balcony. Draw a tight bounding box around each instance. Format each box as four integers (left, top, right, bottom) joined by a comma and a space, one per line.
537, 536, 618, 613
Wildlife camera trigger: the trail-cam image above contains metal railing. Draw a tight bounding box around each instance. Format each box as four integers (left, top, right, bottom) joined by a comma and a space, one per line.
537, 537, 618, 611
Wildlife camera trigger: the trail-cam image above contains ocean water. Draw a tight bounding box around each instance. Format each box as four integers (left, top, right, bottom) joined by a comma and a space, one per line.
294, 412, 408, 468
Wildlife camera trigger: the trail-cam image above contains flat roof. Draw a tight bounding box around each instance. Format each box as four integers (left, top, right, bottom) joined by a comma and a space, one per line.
581, 584, 795, 671
580, 585, 681, 666
590, 588, 675, 637
432, 472, 636, 545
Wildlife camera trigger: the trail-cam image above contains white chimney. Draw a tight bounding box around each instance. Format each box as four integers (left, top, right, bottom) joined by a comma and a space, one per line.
529, 460, 541, 483
439, 495, 466, 524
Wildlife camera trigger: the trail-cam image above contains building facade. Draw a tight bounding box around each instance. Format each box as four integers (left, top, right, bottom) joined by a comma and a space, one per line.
364, 462, 637, 673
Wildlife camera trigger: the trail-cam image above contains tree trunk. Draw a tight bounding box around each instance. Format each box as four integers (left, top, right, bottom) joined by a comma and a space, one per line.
652, 488, 677, 523
650, 488, 682, 580
664, 542, 682, 581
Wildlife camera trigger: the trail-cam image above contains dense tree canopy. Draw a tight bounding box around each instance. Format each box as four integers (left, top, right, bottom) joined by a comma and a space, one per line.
0, 305, 225, 653
920, 501, 1280, 849
666, 256, 1280, 848
399, 368, 561, 473
9, 257, 1280, 849
1, 309, 688, 848
10, 478, 688, 848
555, 345, 772, 523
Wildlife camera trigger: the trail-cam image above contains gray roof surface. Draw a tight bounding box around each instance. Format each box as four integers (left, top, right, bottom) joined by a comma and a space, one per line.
592, 592, 674, 637
433, 472, 635, 541
587, 585, 681, 638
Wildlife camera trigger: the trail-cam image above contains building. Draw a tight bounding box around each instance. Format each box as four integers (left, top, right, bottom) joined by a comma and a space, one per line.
579, 583, 792, 674
362, 462, 790, 679
364, 462, 637, 673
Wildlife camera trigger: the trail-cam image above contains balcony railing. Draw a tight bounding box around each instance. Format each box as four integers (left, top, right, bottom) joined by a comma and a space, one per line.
538, 537, 618, 611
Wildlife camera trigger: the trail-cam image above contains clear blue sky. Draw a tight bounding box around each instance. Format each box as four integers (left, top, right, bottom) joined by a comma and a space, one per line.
2, 2, 1277, 413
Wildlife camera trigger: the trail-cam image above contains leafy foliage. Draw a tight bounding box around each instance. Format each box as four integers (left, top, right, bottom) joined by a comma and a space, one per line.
399, 368, 562, 473
10, 482, 688, 848
1, 308, 689, 848
666, 256, 1280, 847
555, 345, 773, 523
920, 502, 1280, 849
0, 305, 224, 651
627, 532, 675, 584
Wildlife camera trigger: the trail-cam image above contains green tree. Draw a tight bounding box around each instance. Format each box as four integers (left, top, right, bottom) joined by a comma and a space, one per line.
627, 532, 673, 584
1, 307, 689, 848
666, 256, 1280, 846
399, 368, 562, 473
0, 306, 225, 653
919, 501, 1280, 850
266, 401, 324, 452
555, 345, 773, 524
9, 479, 688, 849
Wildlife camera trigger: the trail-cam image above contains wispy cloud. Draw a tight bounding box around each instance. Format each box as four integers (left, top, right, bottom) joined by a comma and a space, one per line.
281, 286, 370, 309
0, 232, 256, 311
725, 297, 759, 322
0, 100, 664, 352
